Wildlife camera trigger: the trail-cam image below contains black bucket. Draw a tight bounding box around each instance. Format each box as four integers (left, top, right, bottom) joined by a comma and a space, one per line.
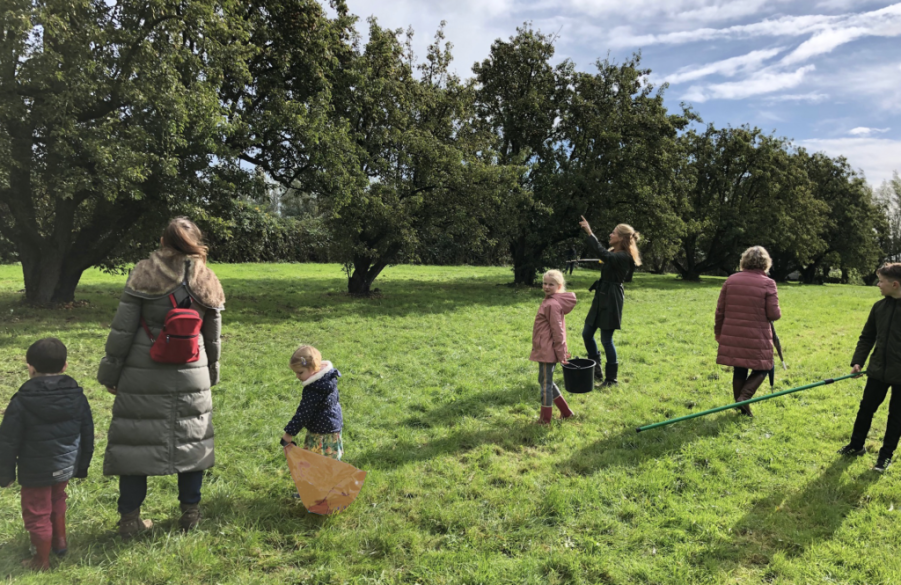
561, 358, 596, 394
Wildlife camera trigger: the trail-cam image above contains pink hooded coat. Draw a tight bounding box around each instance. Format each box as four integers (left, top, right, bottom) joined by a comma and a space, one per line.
530, 292, 578, 364
715, 269, 782, 370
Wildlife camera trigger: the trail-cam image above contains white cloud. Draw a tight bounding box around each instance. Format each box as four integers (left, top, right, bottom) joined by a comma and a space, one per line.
565, 0, 774, 23
608, 3, 901, 49
800, 137, 901, 186
683, 65, 815, 102
663, 47, 783, 84
849, 126, 891, 136
765, 92, 829, 102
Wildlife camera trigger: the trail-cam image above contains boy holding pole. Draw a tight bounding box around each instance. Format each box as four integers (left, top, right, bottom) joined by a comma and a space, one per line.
839, 263, 901, 472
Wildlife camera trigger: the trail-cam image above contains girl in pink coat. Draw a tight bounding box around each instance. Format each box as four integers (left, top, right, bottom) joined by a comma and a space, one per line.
530, 270, 578, 424
715, 246, 782, 417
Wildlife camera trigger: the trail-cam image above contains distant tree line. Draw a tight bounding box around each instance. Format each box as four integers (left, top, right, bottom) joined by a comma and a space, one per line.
1, 1, 898, 301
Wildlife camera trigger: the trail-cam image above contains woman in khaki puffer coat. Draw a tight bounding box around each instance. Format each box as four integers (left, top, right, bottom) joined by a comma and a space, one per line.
97, 217, 224, 537
714, 246, 781, 418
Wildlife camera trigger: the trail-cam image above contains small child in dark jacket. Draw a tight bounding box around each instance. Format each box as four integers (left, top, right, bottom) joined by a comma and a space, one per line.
0, 338, 94, 571
280, 344, 343, 460
839, 263, 901, 473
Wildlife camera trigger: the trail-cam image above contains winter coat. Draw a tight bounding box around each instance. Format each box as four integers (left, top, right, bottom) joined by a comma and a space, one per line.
715, 269, 781, 370
584, 235, 634, 330
851, 296, 901, 384
0, 375, 94, 487
530, 293, 578, 363
97, 248, 225, 477
284, 361, 343, 436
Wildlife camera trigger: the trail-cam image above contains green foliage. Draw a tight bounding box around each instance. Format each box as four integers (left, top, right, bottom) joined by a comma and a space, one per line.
2, 264, 900, 583
673, 126, 829, 280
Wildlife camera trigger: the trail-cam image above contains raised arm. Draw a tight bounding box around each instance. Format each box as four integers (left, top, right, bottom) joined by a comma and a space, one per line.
202, 309, 222, 387
97, 292, 142, 390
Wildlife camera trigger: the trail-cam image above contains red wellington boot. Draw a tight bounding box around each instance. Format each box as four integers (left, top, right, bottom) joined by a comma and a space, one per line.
553, 395, 575, 419
51, 512, 67, 556
537, 406, 553, 424
22, 534, 51, 571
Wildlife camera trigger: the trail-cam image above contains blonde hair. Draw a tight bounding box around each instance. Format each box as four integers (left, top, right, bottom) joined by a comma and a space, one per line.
290, 345, 322, 373
611, 224, 642, 267
740, 246, 772, 272
543, 269, 566, 292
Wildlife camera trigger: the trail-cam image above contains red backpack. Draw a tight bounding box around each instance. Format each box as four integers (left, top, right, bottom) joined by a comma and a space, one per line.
141, 292, 203, 364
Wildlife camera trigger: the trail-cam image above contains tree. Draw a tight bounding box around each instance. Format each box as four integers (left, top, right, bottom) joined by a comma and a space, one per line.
328, 21, 516, 294
0, 0, 355, 303
673, 126, 828, 281
789, 153, 884, 284
0, 0, 249, 303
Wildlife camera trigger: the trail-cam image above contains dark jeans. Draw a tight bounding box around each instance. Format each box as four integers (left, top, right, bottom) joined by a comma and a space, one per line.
849, 377, 901, 459
118, 471, 204, 514
583, 323, 617, 364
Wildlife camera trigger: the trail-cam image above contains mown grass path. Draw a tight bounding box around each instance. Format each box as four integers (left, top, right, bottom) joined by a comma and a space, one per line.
1, 264, 899, 584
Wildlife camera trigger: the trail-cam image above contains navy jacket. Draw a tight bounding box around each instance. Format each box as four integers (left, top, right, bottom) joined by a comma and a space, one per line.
284, 362, 343, 436
0, 375, 94, 487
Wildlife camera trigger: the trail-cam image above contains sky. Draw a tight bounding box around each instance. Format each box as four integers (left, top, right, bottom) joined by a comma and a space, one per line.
341, 0, 901, 188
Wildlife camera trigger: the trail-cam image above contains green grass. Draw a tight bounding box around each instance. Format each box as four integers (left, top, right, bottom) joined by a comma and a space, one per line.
0, 263, 899, 584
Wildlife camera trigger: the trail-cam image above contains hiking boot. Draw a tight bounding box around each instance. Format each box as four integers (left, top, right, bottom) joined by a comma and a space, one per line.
837, 444, 867, 457
179, 503, 202, 532
118, 508, 152, 540
874, 457, 892, 473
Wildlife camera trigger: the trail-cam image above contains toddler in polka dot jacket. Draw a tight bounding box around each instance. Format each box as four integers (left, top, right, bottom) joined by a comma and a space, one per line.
280, 345, 344, 460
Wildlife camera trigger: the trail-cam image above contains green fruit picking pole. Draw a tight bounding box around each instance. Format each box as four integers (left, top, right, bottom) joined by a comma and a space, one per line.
635, 372, 865, 433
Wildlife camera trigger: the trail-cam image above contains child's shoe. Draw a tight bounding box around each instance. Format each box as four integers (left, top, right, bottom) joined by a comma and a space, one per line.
178, 503, 202, 532
553, 395, 574, 419
537, 407, 553, 425
874, 456, 892, 473
51, 513, 67, 557
21, 537, 51, 571
837, 444, 866, 457
118, 508, 153, 539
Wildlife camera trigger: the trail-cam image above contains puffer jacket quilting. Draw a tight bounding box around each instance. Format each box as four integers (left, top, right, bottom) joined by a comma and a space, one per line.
714, 270, 781, 371
98, 252, 223, 477
530, 292, 578, 363
0, 375, 94, 487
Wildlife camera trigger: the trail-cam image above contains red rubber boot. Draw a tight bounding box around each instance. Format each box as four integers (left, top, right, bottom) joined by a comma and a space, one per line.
553, 395, 575, 419
537, 406, 553, 424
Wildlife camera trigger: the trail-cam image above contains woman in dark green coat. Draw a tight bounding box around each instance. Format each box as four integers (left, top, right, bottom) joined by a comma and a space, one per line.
578, 216, 641, 386
98, 217, 224, 537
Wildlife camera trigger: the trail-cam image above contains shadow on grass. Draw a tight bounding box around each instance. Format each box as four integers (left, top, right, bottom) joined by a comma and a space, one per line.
400, 387, 531, 429
700, 456, 881, 572
562, 414, 733, 475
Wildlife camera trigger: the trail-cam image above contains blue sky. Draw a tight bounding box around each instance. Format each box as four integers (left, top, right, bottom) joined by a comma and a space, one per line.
343, 0, 901, 187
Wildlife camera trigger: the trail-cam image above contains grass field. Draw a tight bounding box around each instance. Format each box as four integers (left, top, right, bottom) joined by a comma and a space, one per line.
1, 263, 899, 584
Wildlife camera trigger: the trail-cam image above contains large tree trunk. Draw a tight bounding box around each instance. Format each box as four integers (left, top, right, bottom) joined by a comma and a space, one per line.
509, 236, 542, 286
347, 256, 388, 295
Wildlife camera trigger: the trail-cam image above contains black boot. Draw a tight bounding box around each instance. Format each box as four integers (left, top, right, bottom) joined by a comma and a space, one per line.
602, 363, 619, 387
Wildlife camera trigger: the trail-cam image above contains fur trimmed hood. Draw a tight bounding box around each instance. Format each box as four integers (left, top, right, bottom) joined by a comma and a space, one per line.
125, 248, 225, 309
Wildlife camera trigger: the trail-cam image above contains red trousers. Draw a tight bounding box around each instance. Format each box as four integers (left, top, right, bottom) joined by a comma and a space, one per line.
20, 482, 68, 544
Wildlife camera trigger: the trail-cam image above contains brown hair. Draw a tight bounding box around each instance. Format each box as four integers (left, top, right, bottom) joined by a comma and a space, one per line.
611, 224, 642, 267
877, 262, 901, 283
740, 246, 772, 272
290, 345, 322, 373
161, 217, 208, 261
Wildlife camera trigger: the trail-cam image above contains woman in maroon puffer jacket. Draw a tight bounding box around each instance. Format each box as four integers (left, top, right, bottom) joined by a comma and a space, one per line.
714, 246, 782, 417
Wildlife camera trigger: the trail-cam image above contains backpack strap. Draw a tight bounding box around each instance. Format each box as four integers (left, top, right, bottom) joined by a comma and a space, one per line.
141, 318, 155, 343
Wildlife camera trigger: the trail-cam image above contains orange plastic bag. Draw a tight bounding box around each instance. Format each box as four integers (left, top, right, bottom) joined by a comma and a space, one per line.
284, 447, 367, 515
